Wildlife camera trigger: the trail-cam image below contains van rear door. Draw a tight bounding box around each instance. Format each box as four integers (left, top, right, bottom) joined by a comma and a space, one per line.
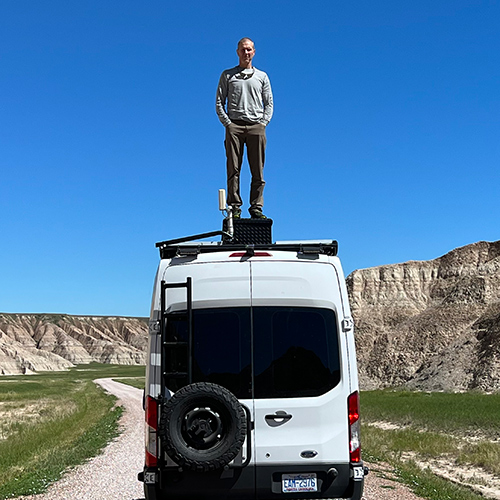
250, 260, 350, 469
162, 260, 255, 467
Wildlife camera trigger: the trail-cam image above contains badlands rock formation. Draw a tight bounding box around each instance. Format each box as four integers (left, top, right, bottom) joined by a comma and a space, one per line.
348, 240, 500, 392
0, 314, 147, 375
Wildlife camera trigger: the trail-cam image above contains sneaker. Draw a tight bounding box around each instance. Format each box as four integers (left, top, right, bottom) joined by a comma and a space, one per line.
249, 208, 267, 219
232, 207, 242, 219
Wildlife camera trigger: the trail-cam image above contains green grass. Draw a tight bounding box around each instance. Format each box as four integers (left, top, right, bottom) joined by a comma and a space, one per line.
113, 377, 145, 390
363, 425, 459, 459
362, 389, 500, 436
362, 390, 500, 500
458, 440, 500, 476
0, 363, 144, 499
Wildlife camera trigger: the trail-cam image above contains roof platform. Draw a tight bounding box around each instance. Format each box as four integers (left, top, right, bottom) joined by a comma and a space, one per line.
156, 218, 337, 259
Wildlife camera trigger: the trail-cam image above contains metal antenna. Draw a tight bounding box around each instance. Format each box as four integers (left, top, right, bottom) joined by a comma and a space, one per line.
219, 189, 234, 238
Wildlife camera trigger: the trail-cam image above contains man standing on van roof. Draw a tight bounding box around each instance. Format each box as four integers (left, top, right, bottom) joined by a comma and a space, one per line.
216, 37, 273, 219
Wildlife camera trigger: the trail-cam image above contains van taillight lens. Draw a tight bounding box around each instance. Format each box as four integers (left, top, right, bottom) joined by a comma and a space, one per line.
348, 391, 361, 463
145, 396, 158, 467
229, 252, 272, 257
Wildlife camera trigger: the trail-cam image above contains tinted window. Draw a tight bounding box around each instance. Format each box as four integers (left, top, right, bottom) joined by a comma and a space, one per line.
165, 308, 251, 398
165, 306, 340, 399
253, 307, 340, 398
192, 309, 251, 398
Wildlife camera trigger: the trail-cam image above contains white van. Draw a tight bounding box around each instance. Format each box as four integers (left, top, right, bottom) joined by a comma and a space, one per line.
139, 219, 366, 500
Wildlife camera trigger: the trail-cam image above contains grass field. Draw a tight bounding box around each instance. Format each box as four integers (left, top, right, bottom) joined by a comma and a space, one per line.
0, 363, 144, 499
362, 390, 500, 500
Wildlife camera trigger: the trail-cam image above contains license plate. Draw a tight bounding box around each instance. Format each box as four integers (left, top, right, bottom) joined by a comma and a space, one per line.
282, 473, 318, 493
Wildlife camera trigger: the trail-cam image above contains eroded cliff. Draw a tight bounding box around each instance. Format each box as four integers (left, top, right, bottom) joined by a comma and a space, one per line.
0, 314, 147, 375
348, 240, 500, 391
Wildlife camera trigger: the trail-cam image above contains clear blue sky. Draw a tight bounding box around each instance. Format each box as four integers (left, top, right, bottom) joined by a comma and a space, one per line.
1, 1, 498, 317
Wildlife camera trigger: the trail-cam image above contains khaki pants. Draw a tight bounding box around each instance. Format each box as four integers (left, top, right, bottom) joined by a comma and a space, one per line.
225, 121, 266, 210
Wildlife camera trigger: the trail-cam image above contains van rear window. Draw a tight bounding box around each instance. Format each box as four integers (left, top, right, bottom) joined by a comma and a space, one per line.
192, 309, 251, 398
165, 306, 340, 399
253, 307, 341, 398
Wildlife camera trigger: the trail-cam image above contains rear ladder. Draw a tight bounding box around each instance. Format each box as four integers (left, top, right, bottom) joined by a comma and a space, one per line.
160, 278, 193, 396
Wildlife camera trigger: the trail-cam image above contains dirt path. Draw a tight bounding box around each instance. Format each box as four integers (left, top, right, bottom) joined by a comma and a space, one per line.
15, 379, 426, 500
18, 378, 144, 500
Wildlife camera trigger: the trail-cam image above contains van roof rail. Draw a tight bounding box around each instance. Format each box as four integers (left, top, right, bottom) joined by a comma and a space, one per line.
156, 238, 338, 259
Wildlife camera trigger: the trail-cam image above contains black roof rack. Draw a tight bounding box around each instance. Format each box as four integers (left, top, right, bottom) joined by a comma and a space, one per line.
156, 239, 338, 260
155, 218, 337, 259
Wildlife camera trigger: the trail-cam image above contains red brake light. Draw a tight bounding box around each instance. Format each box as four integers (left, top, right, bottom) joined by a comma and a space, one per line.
229, 252, 272, 257
348, 391, 361, 463
350, 445, 361, 463
145, 450, 157, 467
145, 396, 158, 467
348, 391, 359, 425
145, 396, 158, 430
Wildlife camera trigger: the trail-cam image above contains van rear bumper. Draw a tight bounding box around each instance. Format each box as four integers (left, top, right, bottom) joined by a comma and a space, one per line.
141, 462, 364, 500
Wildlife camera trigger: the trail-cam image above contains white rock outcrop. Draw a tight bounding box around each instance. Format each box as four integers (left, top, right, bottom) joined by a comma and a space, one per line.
0, 315, 147, 375
347, 240, 500, 392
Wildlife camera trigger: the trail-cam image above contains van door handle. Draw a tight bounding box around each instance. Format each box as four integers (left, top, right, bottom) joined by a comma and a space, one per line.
265, 411, 293, 427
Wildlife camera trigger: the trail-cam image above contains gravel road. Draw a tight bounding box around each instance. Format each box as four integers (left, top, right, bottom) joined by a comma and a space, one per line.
16, 379, 425, 500
18, 378, 145, 500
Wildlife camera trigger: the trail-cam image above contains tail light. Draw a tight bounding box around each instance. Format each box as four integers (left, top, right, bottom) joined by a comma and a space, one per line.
229, 252, 272, 257
145, 396, 158, 467
348, 391, 361, 463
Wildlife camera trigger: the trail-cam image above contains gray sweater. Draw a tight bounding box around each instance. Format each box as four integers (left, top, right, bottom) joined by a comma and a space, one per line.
216, 66, 273, 127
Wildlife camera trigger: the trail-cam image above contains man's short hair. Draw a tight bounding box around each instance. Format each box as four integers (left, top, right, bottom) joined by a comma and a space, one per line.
237, 37, 254, 49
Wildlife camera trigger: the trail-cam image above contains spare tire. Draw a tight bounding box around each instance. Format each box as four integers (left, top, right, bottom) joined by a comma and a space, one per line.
159, 382, 247, 472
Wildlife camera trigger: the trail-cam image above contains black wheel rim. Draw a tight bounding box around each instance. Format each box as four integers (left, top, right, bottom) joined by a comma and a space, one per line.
182, 406, 224, 449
